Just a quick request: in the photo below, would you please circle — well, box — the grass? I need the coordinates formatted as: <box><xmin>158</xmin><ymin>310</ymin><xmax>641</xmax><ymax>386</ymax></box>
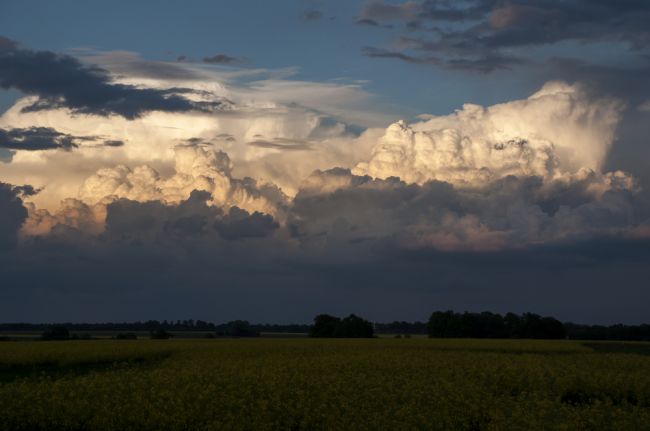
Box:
<box><xmin>0</xmin><ymin>338</ymin><xmax>649</xmax><ymax>430</ymax></box>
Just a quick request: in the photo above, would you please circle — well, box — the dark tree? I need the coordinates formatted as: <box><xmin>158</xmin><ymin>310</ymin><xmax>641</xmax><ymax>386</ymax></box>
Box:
<box><xmin>309</xmin><ymin>314</ymin><xmax>341</xmax><ymax>337</ymax></box>
<box><xmin>216</xmin><ymin>320</ymin><xmax>260</xmax><ymax>337</ymax></box>
<box><xmin>310</xmin><ymin>314</ymin><xmax>374</xmax><ymax>338</ymax></box>
<box><xmin>427</xmin><ymin>311</ymin><xmax>566</xmax><ymax>339</ymax></box>
<box><xmin>150</xmin><ymin>328</ymin><xmax>172</xmax><ymax>339</ymax></box>
<box><xmin>338</xmin><ymin>314</ymin><xmax>374</xmax><ymax>338</ymax></box>
<box><xmin>41</xmin><ymin>326</ymin><xmax>70</xmax><ymax>341</ymax></box>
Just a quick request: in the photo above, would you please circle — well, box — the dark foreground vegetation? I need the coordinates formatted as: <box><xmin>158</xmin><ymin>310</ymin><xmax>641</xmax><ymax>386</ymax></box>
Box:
<box><xmin>1</xmin><ymin>339</ymin><xmax>650</xmax><ymax>430</ymax></box>
<box><xmin>2</xmin><ymin>310</ymin><xmax>650</xmax><ymax>341</ymax></box>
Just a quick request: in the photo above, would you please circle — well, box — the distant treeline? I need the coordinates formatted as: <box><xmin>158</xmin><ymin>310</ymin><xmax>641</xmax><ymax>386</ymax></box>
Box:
<box><xmin>0</xmin><ymin>321</ymin><xmax>311</xmax><ymax>334</ymax></box>
<box><xmin>3</xmin><ymin>313</ymin><xmax>650</xmax><ymax>341</ymax></box>
<box><xmin>564</xmin><ymin>322</ymin><xmax>650</xmax><ymax>341</ymax></box>
<box><xmin>427</xmin><ymin>311</ymin><xmax>566</xmax><ymax>339</ymax></box>
<box><xmin>310</xmin><ymin>314</ymin><xmax>374</xmax><ymax>338</ymax></box>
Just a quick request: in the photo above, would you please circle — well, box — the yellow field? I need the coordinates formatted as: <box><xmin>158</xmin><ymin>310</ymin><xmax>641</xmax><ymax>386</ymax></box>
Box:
<box><xmin>1</xmin><ymin>339</ymin><xmax>649</xmax><ymax>430</ymax></box>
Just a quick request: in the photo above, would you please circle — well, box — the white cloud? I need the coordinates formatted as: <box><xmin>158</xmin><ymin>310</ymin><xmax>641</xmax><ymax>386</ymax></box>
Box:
<box><xmin>0</xmin><ymin>53</ymin><xmax>393</xmax><ymax>209</ymax></box>
<box><xmin>79</xmin><ymin>144</ymin><xmax>288</xmax><ymax>217</ymax></box>
<box><xmin>1</xmin><ymin>61</ymin><xmax>645</xmax><ymax>251</ymax></box>
<box><xmin>354</xmin><ymin>82</ymin><xmax>624</xmax><ymax>188</ymax></box>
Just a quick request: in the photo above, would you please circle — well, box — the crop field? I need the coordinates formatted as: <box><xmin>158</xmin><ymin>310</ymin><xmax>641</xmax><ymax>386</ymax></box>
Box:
<box><xmin>1</xmin><ymin>339</ymin><xmax>649</xmax><ymax>430</ymax></box>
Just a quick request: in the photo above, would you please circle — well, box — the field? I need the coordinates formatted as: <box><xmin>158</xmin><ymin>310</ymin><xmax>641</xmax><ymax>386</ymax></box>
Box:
<box><xmin>1</xmin><ymin>339</ymin><xmax>649</xmax><ymax>430</ymax></box>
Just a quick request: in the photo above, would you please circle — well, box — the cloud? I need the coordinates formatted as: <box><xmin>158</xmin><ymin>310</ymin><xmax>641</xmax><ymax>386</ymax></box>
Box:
<box><xmin>203</xmin><ymin>54</ymin><xmax>241</xmax><ymax>65</ymax></box>
<box><xmin>362</xmin><ymin>46</ymin><xmax>525</xmax><ymax>73</ymax></box>
<box><xmin>289</xmin><ymin>167</ymin><xmax>644</xmax><ymax>252</ymax></box>
<box><xmin>0</xmin><ymin>182</ymin><xmax>29</xmax><ymax>249</ymax></box>
<box><xmin>76</xmin><ymin>143</ymin><xmax>289</xmax><ymax>222</ymax></box>
<box><xmin>11</xmin><ymin>80</ymin><xmax>643</xmax><ymax>250</ymax></box>
<box><xmin>0</xmin><ymin>38</ymin><xmax>220</xmax><ymax>118</ymax></box>
<box><xmin>0</xmin><ymin>36</ymin><xmax>648</xmax><ymax>323</ymax></box>
<box><xmin>358</xmin><ymin>0</ymin><xmax>650</xmax><ymax>72</ymax></box>
<box><xmin>215</xmin><ymin>206</ymin><xmax>279</xmax><ymax>240</ymax></box>
<box><xmin>354</xmin><ymin>82</ymin><xmax>624</xmax><ymax>185</ymax></box>
<box><xmin>0</xmin><ymin>126</ymin><xmax>85</xmax><ymax>151</ymax></box>
<box><xmin>0</xmin><ymin>52</ymin><xmax>392</xmax><ymax>208</ymax></box>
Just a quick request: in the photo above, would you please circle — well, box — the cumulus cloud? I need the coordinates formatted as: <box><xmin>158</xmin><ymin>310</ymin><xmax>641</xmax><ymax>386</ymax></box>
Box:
<box><xmin>1</xmin><ymin>72</ymin><xmax>649</xmax><ymax>323</ymax></box>
<box><xmin>10</xmin><ymin>79</ymin><xmax>646</xmax><ymax>253</ymax></box>
<box><xmin>354</xmin><ymin>82</ymin><xmax>624</xmax><ymax>186</ymax></box>
<box><xmin>290</xmin><ymin>168</ymin><xmax>644</xmax><ymax>252</ymax></box>
<box><xmin>0</xmin><ymin>50</ymin><xmax>390</xmax><ymax>208</ymax></box>
<box><xmin>78</xmin><ymin>144</ymin><xmax>289</xmax><ymax>219</ymax></box>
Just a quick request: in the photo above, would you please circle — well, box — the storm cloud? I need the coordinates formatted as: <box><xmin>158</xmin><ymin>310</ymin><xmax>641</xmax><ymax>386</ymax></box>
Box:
<box><xmin>359</xmin><ymin>0</ymin><xmax>650</xmax><ymax>72</ymax></box>
<box><xmin>0</xmin><ymin>37</ymin><xmax>219</xmax><ymax>118</ymax></box>
<box><xmin>0</xmin><ymin>182</ymin><xmax>29</xmax><ymax>249</ymax></box>
<box><xmin>0</xmin><ymin>27</ymin><xmax>648</xmax><ymax>325</ymax></box>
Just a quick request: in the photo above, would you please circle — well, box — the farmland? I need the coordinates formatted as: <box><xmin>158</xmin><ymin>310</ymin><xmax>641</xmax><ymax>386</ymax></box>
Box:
<box><xmin>1</xmin><ymin>339</ymin><xmax>649</xmax><ymax>430</ymax></box>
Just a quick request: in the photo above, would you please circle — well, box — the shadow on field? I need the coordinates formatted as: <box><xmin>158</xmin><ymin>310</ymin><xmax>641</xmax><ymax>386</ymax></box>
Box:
<box><xmin>582</xmin><ymin>342</ymin><xmax>650</xmax><ymax>356</ymax></box>
<box><xmin>0</xmin><ymin>354</ymin><xmax>170</xmax><ymax>384</ymax></box>
<box><xmin>560</xmin><ymin>388</ymin><xmax>644</xmax><ymax>407</ymax></box>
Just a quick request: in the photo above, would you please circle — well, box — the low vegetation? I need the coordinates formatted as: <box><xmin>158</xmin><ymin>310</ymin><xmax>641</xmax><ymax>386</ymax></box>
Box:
<box><xmin>1</xmin><ymin>339</ymin><xmax>649</xmax><ymax>430</ymax></box>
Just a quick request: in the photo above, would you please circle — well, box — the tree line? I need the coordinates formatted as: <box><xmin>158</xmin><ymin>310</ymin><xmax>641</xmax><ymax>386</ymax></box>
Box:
<box><xmin>3</xmin><ymin>312</ymin><xmax>650</xmax><ymax>341</ymax></box>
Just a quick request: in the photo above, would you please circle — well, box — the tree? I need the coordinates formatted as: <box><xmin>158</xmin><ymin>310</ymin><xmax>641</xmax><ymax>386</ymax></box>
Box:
<box><xmin>428</xmin><ymin>310</ymin><xmax>567</xmax><ymax>339</ymax></box>
<box><xmin>41</xmin><ymin>326</ymin><xmax>69</xmax><ymax>341</ymax></box>
<box><xmin>310</xmin><ymin>314</ymin><xmax>341</xmax><ymax>337</ymax></box>
<box><xmin>309</xmin><ymin>314</ymin><xmax>374</xmax><ymax>338</ymax></box>
<box><xmin>150</xmin><ymin>328</ymin><xmax>172</xmax><ymax>339</ymax></box>
<box><xmin>216</xmin><ymin>320</ymin><xmax>259</xmax><ymax>337</ymax></box>
<box><xmin>338</xmin><ymin>314</ymin><xmax>374</xmax><ymax>338</ymax></box>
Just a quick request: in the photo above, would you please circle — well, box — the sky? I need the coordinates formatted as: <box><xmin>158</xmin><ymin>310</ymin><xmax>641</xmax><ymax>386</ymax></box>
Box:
<box><xmin>1</xmin><ymin>0</ymin><xmax>649</xmax><ymax>324</ymax></box>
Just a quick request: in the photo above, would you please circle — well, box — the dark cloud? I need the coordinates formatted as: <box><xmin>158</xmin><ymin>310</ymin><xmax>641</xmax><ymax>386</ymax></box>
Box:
<box><xmin>0</xmin><ymin>127</ymin><xmax>87</xmax><ymax>151</ymax></box>
<box><xmin>0</xmin><ymin>37</ymin><xmax>219</xmax><ymax>119</ymax></box>
<box><xmin>0</xmin><ymin>126</ymin><xmax>125</xmax><ymax>153</ymax></box>
<box><xmin>202</xmin><ymin>54</ymin><xmax>240</xmax><ymax>65</ymax></box>
<box><xmin>1</xmin><ymin>171</ymin><xmax>649</xmax><ymax>322</ymax></box>
<box><xmin>358</xmin><ymin>0</ymin><xmax>650</xmax><ymax>72</ymax></box>
<box><xmin>362</xmin><ymin>46</ymin><xmax>524</xmax><ymax>73</ymax></box>
<box><xmin>215</xmin><ymin>207</ymin><xmax>279</xmax><ymax>240</ymax></box>
<box><xmin>301</xmin><ymin>10</ymin><xmax>323</xmax><ymax>21</ymax></box>
<box><xmin>105</xmin><ymin>191</ymin><xmax>279</xmax><ymax>242</ymax></box>
<box><xmin>105</xmin><ymin>190</ymin><xmax>217</xmax><ymax>239</ymax></box>
<box><xmin>0</xmin><ymin>182</ymin><xmax>29</xmax><ymax>250</ymax></box>
<box><xmin>544</xmin><ymin>58</ymin><xmax>650</xmax><ymax>104</ymax></box>
<box><xmin>289</xmin><ymin>169</ymin><xmax>646</xmax><ymax>251</ymax></box>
